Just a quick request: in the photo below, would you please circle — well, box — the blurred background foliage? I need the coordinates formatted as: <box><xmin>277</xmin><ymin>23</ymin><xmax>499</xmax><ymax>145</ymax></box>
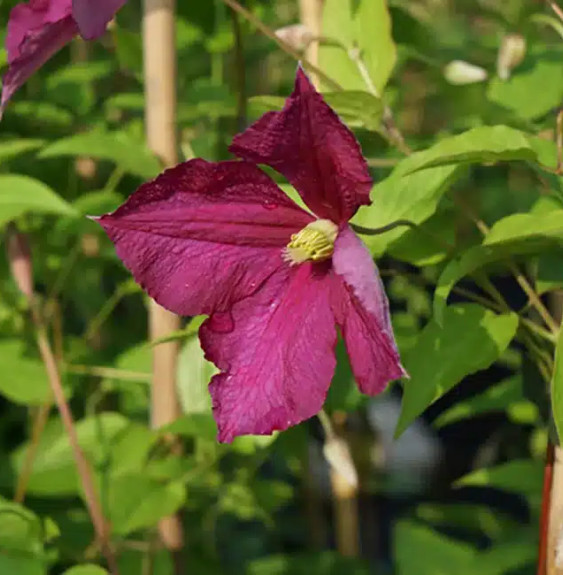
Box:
<box><xmin>0</xmin><ymin>0</ymin><xmax>562</xmax><ymax>573</ymax></box>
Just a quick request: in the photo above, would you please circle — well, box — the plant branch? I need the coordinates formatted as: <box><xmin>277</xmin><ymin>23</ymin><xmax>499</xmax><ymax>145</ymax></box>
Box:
<box><xmin>548</xmin><ymin>0</ymin><xmax>563</xmax><ymax>23</ymax></box>
<box><xmin>14</xmin><ymin>403</ymin><xmax>51</xmax><ymax>503</ymax></box>
<box><xmin>31</xmin><ymin>300</ymin><xmax>119</xmax><ymax>573</ymax></box>
<box><xmin>221</xmin><ymin>0</ymin><xmax>341</xmax><ymax>91</ymax></box>
<box><xmin>455</xmin><ymin>197</ymin><xmax>559</xmax><ymax>334</ymax></box>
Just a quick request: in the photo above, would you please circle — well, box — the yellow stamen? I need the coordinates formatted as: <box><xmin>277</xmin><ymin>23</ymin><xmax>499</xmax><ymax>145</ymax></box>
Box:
<box><xmin>283</xmin><ymin>219</ymin><xmax>338</xmax><ymax>266</ymax></box>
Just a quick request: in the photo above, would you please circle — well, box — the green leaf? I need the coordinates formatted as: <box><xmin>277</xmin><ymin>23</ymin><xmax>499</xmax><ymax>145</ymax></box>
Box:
<box><xmin>415</xmin><ymin>502</ymin><xmax>518</xmax><ymax>541</ymax></box>
<box><xmin>248</xmin><ymin>552</ymin><xmax>369</xmax><ymax>575</ymax></box>
<box><xmin>537</xmin><ymin>251</ymin><xmax>563</xmax><ymax>294</ymax></box>
<box><xmin>158</xmin><ymin>413</ymin><xmax>217</xmax><ymax>441</ymax></box>
<box><xmin>354</xmin><ymin>0</ymin><xmax>397</xmax><ymax>94</ymax></box>
<box><xmin>38</xmin><ymin>131</ymin><xmax>161</xmax><ymax>179</ymax></box>
<box><xmin>454</xmin><ymin>459</ymin><xmax>543</xmax><ymax>497</ymax></box>
<box><xmin>0</xmin><ymin>139</ymin><xmax>44</xmax><ymax>164</ymax></box>
<box><xmin>12</xmin><ymin>413</ymin><xmax>131</xmax><ymax>496</ymax></box>
<box><xmin>176</xmin><ymin>334</ymin><xmax>215</xmax><ymax>415</ymax></box>
<box><xmin>530</xmin><ymin>13</ymin><xmax>563</xmax><ymax>40</ymax></box>
<box><xmin>0</xmin><ymin>175</ymin><xmax>76</xmax><ymax>227</ymax></box>
<box><xmin>0</xmin><ymin>500</ymin><xmax>47</xmax><ymax>575</ymax></box>
<box><xmin>319</xmin><ymin>0</ymin><xmax>396</xmax><ymax>94</ymax></box>
<box><xmin>72</xmin><ymin>190</ymin><xmax>123</xmax><ymax>216</ymax></box>
<box><xmin>62</xmin><ymin>566</ymin><xmax>109</xmax><ymax>575</ymax></box>
<box><xmin>387</xmin><ymin>210</ymin><xmax>455</xmax><ymax>266</ymax></box>
<box><xmin>107</xmin><ymin>474</ymin><xmax>185</xmax><ymax>536</ymax></box>
<box><xmin>249</xmin><ymin>91</ymin><xmax>383</xmax><ymax>132</ymax></box>
<box><xmin>352</xmin><ymin>165</ymin><xmax>460</xmax><ymax>256</ymax></box>
<box><xmin>551</xmin><ymin>314</ymin><xmax>563</xmax><ymax>443</ymax></box>
<box><xmin>400</xmin><ymin>125</ymin><xmax>537</xmax><ymax>175</ymax></box>
<box><xmin>434</xmin><ymin>210</ymin><xmax>563</xmax><ymax>322</ymax></box>
<box><xmin>0</xmin><ymin>339</ymin><xmax>73</xmax><ymax>405</ymax></box>
<box><xmin>487</xmin><ymin>49</ymin><xmax>563</xmax><ymax>120</ymax></box>
<box><xmin>319</xmin><ymin>0</ymin><xmax>363</xmax><ymax>90</ymax></box>
<box><xmin>434</xmin><ymin>376</ymin><xmax>526</xmax><ymax>427</ymax></box>
<box><xmin>396</xmin><ymin>305</ymin><xmax>518</xmax><ymax>436</ymax></box>
<box><xmin>395</xmin><ymin>521</ymin><xmax>475</xmax><ymax>575</ymax></box>
<box><xmin>354</xmin><ymin>125</ymin><xmax>541</xmax><ymax>256</ymax></box>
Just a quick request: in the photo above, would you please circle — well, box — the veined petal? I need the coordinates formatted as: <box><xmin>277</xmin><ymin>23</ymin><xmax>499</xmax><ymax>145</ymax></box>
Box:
<box><xmin>229</xmin><ymin>67</ymin><xmax>372</xmax><ymax>224</ymax></box>
<box><xmin>2</xmin><ymin>1</ymin><xmax>77</xmax><ymax>115</ymax></box>
<box><xmin>332</xmin><ymin>226</ymin><xmax>406</xmax><ymax>394</ymax></box>
<box><xmin>200</xmin><ymin>264</ymin><xmax>337</xmax><ymax>442</ymax></box>
<box><xmin>72</xmin><ymin>0</ymin><xmax>126</xmax><ymax>39</ymax></box>
<box><xmin>97</xmin><ymin>159</ymin><xmax>312</xmax><ymax>316</ymax></box>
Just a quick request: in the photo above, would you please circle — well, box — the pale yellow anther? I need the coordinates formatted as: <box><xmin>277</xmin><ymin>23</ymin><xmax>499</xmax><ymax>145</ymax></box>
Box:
<box><xmin>282</xmin><ymin>219</ymin><xmax>338</xmax><ymax>266</ymax></box>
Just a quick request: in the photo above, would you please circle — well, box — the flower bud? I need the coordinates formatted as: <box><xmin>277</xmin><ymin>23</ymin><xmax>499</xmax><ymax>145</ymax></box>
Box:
<box><xmin>275</xmin><ymin>24</ymin><xmax>314</xmax><ymax>52</ymax></box>
<box><xmin>443</xmin><ymin>60</ymin><xmax>488</xmax><ymax>85</ymax></box>
<box><xmin>323</xmin><ymin>435</ymin><xmax>358</xmax><ymax>489</ymax></box>
<box><xmin>6</xmin><ymin>224</ymin><xmax>33</xmax><ymax>300</ymax></box>
<box><xmin>497</xmin><ymin>34</ymin><xmax>526</xmax><ymax>81</ymax></box>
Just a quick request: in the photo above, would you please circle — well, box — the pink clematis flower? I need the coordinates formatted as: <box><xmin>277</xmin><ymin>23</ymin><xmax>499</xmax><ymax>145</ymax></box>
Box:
<box><xmin>1</xmin><ymin>0</ymin><xmax>126</xmax><ymax>116</ymax></box>
<box><xmin>96</xmin><ymin>68</ymin><xmax>406</xmax><ymax>442</ymax></box>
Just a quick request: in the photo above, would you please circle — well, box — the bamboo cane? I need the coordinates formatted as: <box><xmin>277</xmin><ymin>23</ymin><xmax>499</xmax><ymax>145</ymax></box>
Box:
<box><xmin>142</xmin><ymin>1</ymin><xmax>185</xmax><ymax>571</ymax></box>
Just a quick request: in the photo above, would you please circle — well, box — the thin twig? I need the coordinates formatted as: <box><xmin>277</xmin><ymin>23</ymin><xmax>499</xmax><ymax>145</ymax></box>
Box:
<box><xmin>455</xmin><ymin>196</ymin><xmax>559</xmax><ymax>334</ymax></box>
<box><xmin>64</xmin><ymin>364</ymin><xmax>152</xmax><ymax>382</ymax></box>
<box><xmin>548</xmin><ymin>0</ymin><xmax>563</xmax><ymax>23</ymax></box>
<box><xmin>556</xmin><ymin>109</ymin><xmax>562</xmax><ymax>174</ymax></box>
<box><xmin>31</xmin><ymin>301</ymin><xmax>119</xmax><ymax>574</ymax></box>
<box><xmin>14</xmin><ymin>403</ymin><xmax>51</xmax><ymax>503</ymax></box>
<box><xmin>348</xmin><ymin>48</ymin><xmax>412</xmax><ymax>155</ymax></box>
<box><xmin>221</xmin><ymin>0</ymin><xmax>341</xmax><ymax>91</ymax></box>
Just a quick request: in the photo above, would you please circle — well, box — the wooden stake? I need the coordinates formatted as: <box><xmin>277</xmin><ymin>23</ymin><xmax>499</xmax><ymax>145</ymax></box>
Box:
<box><xmin>298</xmin><ymin>0</ymin><xmax>323</xmax><ymax>84</ymax></box>
<box><xmin>548</xmin><ymin>447</ymin><xmax>563</xmax><ymax>574</ymax></box>
<box><xmin>142</xmin><ymin>1</ymin><xmax>185</xmax><ymax>570</ymax></box>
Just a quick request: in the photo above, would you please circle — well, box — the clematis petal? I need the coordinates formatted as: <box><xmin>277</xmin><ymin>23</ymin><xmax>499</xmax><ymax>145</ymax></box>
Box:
<box><xmin>229</xmin><ymin>67</ymin><xmax>372</xmax><ymax>223</ymax></box>
<box><xmin>2</xmin><ymin>0</ymin><xmax>77</xmax><ymax>115</ymax></box>
<box><xmin>332</xmin><ymin>226</ymin><xmax>406</xmax><ymax>394</ymax></box>
<box><xmin>97</xmin><ymin>159</ymin><xmax>313</xmax><ymax>316</ymax></box>
<box><xmin>200</xmin><ymin>263</ymin><xmax>337</xmax><ymax>443</ymax></box>
<box><xmin>72</xmin><ymin>0</ymin><xmax>126</xmax><ymax>39</ymax></box>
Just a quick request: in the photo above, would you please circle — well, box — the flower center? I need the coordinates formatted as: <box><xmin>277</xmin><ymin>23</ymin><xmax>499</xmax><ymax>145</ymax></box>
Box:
<box><xmin>283</xmin><ymin>219</ymin><xmax>338</xmax><ymax>266</ymax></box>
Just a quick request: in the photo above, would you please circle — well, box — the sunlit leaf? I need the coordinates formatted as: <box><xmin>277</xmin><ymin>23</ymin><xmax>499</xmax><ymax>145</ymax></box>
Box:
<box><xmin>487</xmin><ymin>49</ymin><xmax>563</xmax><ymax>120</ymax></box>
<box><xmin>176</xmin><ymin>333</ymin><xmax>215</xmax><ymax>415</ymax></box>
<box><xmin>62</xmin><ymin>566</ymin><xmax>109</xmax><ymax>575</ymax></box>
<box><xmin>0</xmin><ymin>175</ymin><xmax>76</xmax><ymax>227</ymax></box>
<box><xmin>401</xmin><ymin>125</ymin><xmax>536</xmax><ymax>175</ymax></box>
<box><xmin>38</xmin><ymin>131</ymin><xmax>161</xmax><ymax>179</ymax></box>
<box><xmin>0</xmin><ymin>139</ymin><xmax>44</xmax><ymax>164</ymax></box>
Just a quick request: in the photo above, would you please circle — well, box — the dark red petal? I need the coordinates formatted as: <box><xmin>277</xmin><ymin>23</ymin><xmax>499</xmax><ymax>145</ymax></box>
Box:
<box><xmin>200</xmin><ymin>264</ymin><xmax>337</xmax><ymax>443</ymax></box>
<box><xmin>72</xmin><ymin>0</ymin><xmax>126</xmax><ymax>39</ymax></box>
<box><xmin>229</xmin><ymin>67</ymin><xmax>372</xmax><ymax>223</ymax></box>
<box><xmin>2</xmin><ymin>1</ymin><xmax>77</xmax><ymax>115</ymax></box>
<box><xmin>331</xmin><ymin>226</ymin><xmax>406</xmax><ymax>394</ymax></box>
<box><xmin>97</xmin><ymin>159</ymin><xmax>312</xmax><ymax>316</ymax></box>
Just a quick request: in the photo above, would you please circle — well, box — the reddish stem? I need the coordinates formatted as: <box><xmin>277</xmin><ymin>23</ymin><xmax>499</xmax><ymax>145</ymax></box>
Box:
<box><xmin>538</xmin><ymin>442</ymin><xmax>555</xmax><ymax>575</ymax></box>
